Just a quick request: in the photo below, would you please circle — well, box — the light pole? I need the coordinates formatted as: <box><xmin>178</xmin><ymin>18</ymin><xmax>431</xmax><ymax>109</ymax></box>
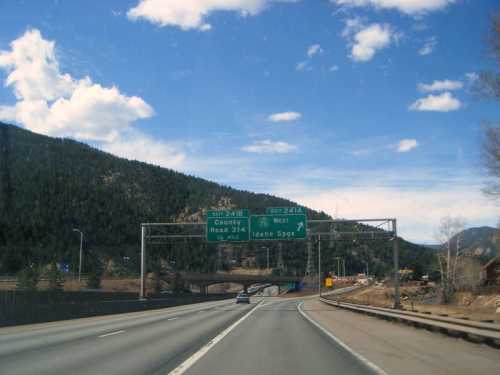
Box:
<box><xmin>72</xmin><ymin>228</ymin><xmax>83</xmax><ymax>283</ymax></box>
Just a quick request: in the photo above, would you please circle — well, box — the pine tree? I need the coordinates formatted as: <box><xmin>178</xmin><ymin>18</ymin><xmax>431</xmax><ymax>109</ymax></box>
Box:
<box><xmin>16</xmin><ymin>265</ymin><xmax>39</xmax><ymax>291</ymax></box>
<box><xmin>47</xmin><ymin>262</ymin><xmax>65</xmax><ymax>292</ymax></box>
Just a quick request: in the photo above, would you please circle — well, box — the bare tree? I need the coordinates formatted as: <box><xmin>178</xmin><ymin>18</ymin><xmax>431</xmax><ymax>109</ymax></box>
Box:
<box><xmin>434</xmin><ymin>216</ymin><xmax>465</xmax><ymax>302</ymax></box>
<box><xmin>475</xmin><ymin>13</ymin><xmax>499</xmax><ymax>100</ymax></box>
<box><xmin>478</xmin><ymin>14</ymin><xmax>500</xmax><ymax>198</ymax></box>
<box><xmin>482</xmin><ymin>125</ymin><xmax>500</xmax><ymax>197</ymax></box>
<box><xmin>453</xmin><ymin>257</ymin><xmax>482</xmax><ymax>292</ymax></box>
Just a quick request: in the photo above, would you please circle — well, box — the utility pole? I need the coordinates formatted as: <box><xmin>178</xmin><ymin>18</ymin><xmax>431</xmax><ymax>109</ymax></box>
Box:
<box><xmin>72</xmin><ymin>228</ymin><xmax>83</xmax><ymax>283</ymax></box>
<box><xmin>333</xmin><ymin>257</ymin><xmax>344</xmax><ymax>279</ymax></box>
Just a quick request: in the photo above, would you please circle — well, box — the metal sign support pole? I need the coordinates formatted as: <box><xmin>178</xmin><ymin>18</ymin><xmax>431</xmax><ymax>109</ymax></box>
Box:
<box><xmin>318</xmin><ymin>234</ymin><xmax>321</xmax><ymax>297</ymax></box>
<box><xmin>393</xmin><ymin>219</ymin><xmax>401</xmax><ymax>309</ymax></box>
<box><xmin>140</xmin><ymin>225</ymin><xmax>146</xmax><ymax>300</ymax></box>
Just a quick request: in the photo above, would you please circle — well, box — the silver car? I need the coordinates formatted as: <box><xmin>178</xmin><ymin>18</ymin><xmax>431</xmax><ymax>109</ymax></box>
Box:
<box><xmin>236</xmin><ymin>292</ymin><xmax>250</xmax><ymax>304</ymax></box>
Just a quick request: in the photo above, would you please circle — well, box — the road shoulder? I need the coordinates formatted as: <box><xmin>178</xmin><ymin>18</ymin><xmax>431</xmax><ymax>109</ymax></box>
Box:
<box><xmin>302</xmin><ymin>299</ymin><xmax>500</xmax><ymax>375</ymax></box>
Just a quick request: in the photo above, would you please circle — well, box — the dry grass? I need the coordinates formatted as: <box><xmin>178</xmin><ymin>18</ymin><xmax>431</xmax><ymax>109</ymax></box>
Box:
<box><xmin>340</xmin><ymin>285</ymin><xmax>500</xmax><ymax>323</ymax></box>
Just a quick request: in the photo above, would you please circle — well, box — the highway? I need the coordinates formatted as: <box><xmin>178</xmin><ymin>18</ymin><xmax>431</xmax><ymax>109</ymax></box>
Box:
<box><xmin>0</xmin><ymin>297</ymin><xmax>372</xmax><ymax>375</ymax></box>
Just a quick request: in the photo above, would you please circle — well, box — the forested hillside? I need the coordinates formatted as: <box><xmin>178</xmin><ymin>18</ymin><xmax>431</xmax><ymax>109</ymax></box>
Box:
<box><xmin>0</xmin><ymin>123</ymin><xmax>435</xmax><ymax>278</ymax></box>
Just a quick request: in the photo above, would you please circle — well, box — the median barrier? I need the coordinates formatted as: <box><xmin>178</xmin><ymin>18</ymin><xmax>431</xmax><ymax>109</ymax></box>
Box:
<box><xmin>0</xmin><ymin>293</ymin><xmax>236</xmax><ymax>327</ymax></box>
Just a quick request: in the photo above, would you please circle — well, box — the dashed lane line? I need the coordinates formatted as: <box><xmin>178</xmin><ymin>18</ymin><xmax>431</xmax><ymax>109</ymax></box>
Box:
<box><xmin>168</xmin><ymin>301</ymin><xmax>263</xmax><ymax>375</ymax></box>
<box><xmin>98</xmin><ymin>330</ymin><xmax>126</xmax><ymax>338</ymax></box>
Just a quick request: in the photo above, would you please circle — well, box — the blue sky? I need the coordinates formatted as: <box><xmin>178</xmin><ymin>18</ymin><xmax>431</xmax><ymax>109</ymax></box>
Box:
<box><xmin>0</xmin><ymin>0</ymin><xmax>498</xmax><ymax>242</ymax></box>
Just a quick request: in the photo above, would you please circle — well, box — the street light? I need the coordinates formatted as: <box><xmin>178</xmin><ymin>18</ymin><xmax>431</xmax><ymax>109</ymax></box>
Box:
<box><xmin>72</xmin><ymin>228</ymin><xmax>83</xmax><ymax>282</ymax></box>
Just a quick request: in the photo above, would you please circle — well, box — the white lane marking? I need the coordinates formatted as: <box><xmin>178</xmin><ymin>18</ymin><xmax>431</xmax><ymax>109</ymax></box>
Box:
<box><xmin>98</xmin><ymin>330</ymin><xmax>125</xmax><ymax>338</ymax></box>
<box><xmin>167</xmin><ymin>317</ymin><xmax>179</xmax><ymax>321</ymax></box>
<box><xmin>198</xmin><ymin>310</ymin><xmax>206</xmax><ymax>313</ymax></box>
<box><xmin>297</xmin><ymin>301</ymin><xmax>388</xmax><ymax>375</ymax></box>
<box><xmin>169</xmin><ymin>301</ymin><xmax>263</xmax><ymax>375</ymax></box>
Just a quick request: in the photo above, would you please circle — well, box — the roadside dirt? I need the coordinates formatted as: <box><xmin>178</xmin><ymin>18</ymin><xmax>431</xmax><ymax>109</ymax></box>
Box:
<box><xmin>336</xmin><ymin>285</ymin><xmax>500</xmax><ymax>323</ymax></box>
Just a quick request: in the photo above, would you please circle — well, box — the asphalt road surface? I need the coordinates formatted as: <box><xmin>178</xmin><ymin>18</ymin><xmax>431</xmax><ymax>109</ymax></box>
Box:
<box><xmin>0</xmin><ymin>297</ymin><xmax>372</xmax><ymax>375</ymax></box>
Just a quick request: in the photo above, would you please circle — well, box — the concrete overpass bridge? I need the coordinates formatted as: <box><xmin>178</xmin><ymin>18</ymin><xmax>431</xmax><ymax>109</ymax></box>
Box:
<box><xmin>160</xmin><ymin>272</ymin><xmax>302</xmax><ymax>294</ymax></box>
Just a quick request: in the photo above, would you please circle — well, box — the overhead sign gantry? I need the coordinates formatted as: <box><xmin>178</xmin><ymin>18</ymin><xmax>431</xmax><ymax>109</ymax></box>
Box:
<box><xmin>139</xmin><ymin>208</ymin><xmax>401</xmax><ymax>309</ymax></box>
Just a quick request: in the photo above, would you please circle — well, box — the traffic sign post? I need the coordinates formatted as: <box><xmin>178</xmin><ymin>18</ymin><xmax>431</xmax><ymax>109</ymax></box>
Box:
<box><xmin>206</xmin><ymin>210</ymin><xmax>249</xmax><ymax>242</ymax></box>
<box><xmin>250</xmin><ymin>214</ymin><xmax>307</xmax><ymax>240</ymax></box>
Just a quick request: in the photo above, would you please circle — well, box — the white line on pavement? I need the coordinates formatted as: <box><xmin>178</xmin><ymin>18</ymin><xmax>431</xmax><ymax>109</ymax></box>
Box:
<box><xmin>98</xmin><ymin>330</ymin><xmax>126</xmax><ymax>338</ymax></box>
<box><xmin>167</xmin><ymin>317</ymin><xmax>179</xmax><ymax>321</ymax></box>
<box><xmin>297</xmin><ymin>301</ymin><xmax>388</xmax><ymax>375</ymax></box>
<box><xmin>168</xmin><ymin>301</ymin><xmax>263</xmax><ymax>375</ymax></box>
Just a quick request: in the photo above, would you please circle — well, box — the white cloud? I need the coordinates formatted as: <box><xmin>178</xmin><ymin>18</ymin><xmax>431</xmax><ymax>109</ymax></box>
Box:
<box><xmin>465</xmin><ymin>72</ymin><xmax>479</xmax><ymax>83</ymax></box>
<box><xmin>330</xmin><ymin>65</ymin><xmax>339</xmax><ymax>72</ymax></box>
<box><xmin>409</xmin><ymin>92</ymin><xmax>462</xmax><ymax>112</ymax></box>
<box><xmin>349</xmin><ymin>23</ymin><xmax>393</xmax><ymax>62</ymax></box>
<box><xmin>268</xmin><ymin>111</ymin><xmax>302</xmax><ymax>122</ymax></box>
<box><xmin>242</xmin><ymin>139</ymin><xmax>297</xmax><ymax>153</ymax></box>
<box><xmin>295</xmin><ymin>61</ymin><xmax>309</xmax><ymax>71</ymax></box>
<box><xmin>418</xmin><ymin>36</ymin><xmax>437</xmax><ymax>55</ymax></box>
<box><xmin>333</xmin><ymin>0</ymin><xmax>456</xmax><ymax>15</ymax></box>
<box><xmin>0</xmin><ymin>29</ymin><xmax>75</xmax><ymax>102</ymax></box>
<box><xmin>397</xmin><ymin>139</ymin><xmax>418</xmax><ymax>152</ymax></box>
<box><xmin>0</xmin><ymin>29</ymin><xmax>154</xmax><ymax>142</ymax></box>
<box><xmin>290</xmin><ymin>185</ymin><xmax>497</xmax><ymax>243</ymax></box>
<box><xmin>417</xmin><ymin>79</ymin><xmax>463</xmax><ymax>92</ymax></box>
<box><xmin>341</xmin><ymin>17</ymin><xmax>363</xmax><ymax>38</ymax></box>
<box><xmin>307</xmin><ymin>44</ymin><xmax>323</xmax><ymax>57</ymax></box>
<box><xmin>127</xmin><ymin>0</ymin><xmax>269</xmax><ymax>31</ymax></box>
<box><xmin>101</xmin><ymin>132</ymin><xmax>186</xmax><ymax>169</ymax></box>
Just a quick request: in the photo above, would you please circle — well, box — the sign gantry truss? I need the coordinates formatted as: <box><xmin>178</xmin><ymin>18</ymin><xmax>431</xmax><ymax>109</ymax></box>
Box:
<box><xmin>142</xmin><ymin>218</ymin><xmax>395</xmax><ymax>243</ymax></box>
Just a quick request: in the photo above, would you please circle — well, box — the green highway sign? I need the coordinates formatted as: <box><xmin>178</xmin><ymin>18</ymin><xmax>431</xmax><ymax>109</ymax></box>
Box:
<box><xmin>266</xmin><ymin>207</ymin><xmax>306</xmax><ymax>215</ymax></box>
<box><xmin>250</xmin><ymin>214</ymin><xmax>307</xmax><ymax>240</ymax></box>
<box><xmin>206</xmin><ymin>210</ymin><xmax>249</xmax><ymax>242</ymax></box>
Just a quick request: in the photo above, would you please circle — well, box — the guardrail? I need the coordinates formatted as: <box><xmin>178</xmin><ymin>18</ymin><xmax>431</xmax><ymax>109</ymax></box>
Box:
<box><xmin>319</xmin><ymin>297</ymin><xmax>500</xmax><ymax>346</ymax></box>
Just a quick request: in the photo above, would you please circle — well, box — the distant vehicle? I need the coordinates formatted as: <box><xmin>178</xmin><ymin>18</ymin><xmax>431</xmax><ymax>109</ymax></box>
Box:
<box><xmin>236</xmin><ymin>292</ymin><xmax>250</xmax><ymax>304</ymax></box>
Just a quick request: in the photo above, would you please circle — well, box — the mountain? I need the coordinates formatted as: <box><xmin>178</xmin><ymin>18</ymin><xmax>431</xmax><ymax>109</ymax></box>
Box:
<box><xmin>419</xmin><ymin>244</ymin><xmax>442</xmax><ymax>251</ymax></box>
<box><xmin>451</xmin><ymin>226</ymin><xmax>498</xmax><ymax>262</ymax></box>
<box><xmin>0</xmin><ymin>123</ymin><xmax>436</xmax><ymax>278</ymax></box>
